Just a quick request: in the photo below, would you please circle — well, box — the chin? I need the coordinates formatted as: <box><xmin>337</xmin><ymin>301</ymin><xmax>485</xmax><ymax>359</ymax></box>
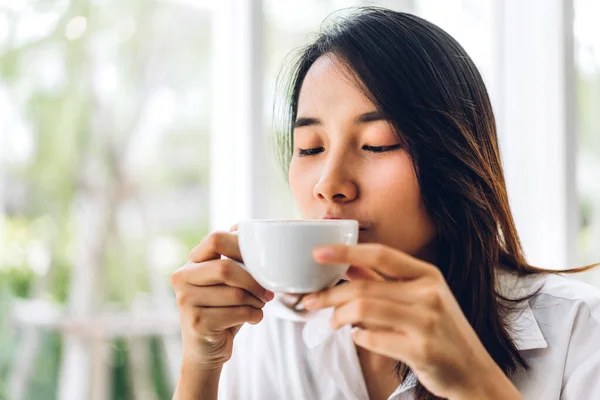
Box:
<box><xmin>358</xmin><ymin>230</ymin><xmax>374</xmax><ymax>244</ymax></box>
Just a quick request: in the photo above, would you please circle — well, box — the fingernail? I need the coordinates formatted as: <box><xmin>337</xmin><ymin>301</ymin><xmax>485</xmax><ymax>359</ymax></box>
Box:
<box><xmin>313</xmin><ymin>247</ymin><xmax>334</xmax><ymax>261</ymax></box>
<box><xmin>303</xmin><ymin>294</ymin><xmax>317</xmax><ymax>309</ymax></box>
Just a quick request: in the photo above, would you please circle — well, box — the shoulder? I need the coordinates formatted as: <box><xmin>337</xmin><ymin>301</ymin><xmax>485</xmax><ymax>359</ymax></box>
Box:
<box><xmin>535</xmin><ymin>272</ymin><xmax>600</xmax><ymax>322</ymax></box>
<box><xmin>498</xmin><ymin>267</ymin><xmax>600</xmax><ymax>321</ymax></box>
<box><xmin>508</xmin><ymin>272</ymin><xmax>600</xmax><ymax>397</ymax></box>
<box><xmin>497</xmin><ymin>267</ymin><xmax>600</xmax><ymax>347</ymax></box>
<box><xmin>525</xmin><ymin>272</ymin><xmax>600</xmax><ymax>352</ymax></box>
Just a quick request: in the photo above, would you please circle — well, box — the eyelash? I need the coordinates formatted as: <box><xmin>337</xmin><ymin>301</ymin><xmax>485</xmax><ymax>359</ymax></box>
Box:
<box><xmin>297</xmin><ymin>144</ymin><xmax>402</xmax><ymax>157</ymax></box>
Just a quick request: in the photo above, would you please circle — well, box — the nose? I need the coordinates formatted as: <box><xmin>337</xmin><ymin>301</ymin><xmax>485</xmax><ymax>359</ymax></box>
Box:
<box><xmin>313</xmin><ymin>157</ymin><xmax>358</xmax><ymax>203</ymax></box>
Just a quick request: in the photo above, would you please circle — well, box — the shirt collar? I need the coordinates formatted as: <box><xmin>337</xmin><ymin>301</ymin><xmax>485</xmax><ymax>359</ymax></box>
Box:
<box><xmin>263</xmin><ymin>293</ymin><xmax>336</xmax><ymax>348</ymax></box>
<box><xmin>266</xmin><ymin>270</ymin><xmax>547</xmax><ymax>351</ymax></box>
<box><xmin>495</xmin><ymin>267</ymin><xmax>548</xmax><ymax>350</ymax></box>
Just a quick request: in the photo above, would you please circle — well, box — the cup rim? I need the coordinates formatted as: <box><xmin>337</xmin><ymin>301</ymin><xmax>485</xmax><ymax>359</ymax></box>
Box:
<box><xmin>237</xmin><ymin>219</ymin><xmax>358</xmax><ymax>227</ymax></box>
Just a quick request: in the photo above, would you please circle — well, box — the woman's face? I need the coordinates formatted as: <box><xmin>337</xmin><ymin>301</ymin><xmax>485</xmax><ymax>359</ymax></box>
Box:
<box><xmin>288</xmin><ymin>54</ymin><xmax>436</xmax><ymax>260</ymax></box>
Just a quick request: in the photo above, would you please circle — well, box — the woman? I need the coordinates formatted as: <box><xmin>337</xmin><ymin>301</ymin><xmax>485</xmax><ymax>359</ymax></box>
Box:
<box><xmin>171</xmin><ymin>8</ymin><xmax>600</xmax><ymax>400</ymax></box>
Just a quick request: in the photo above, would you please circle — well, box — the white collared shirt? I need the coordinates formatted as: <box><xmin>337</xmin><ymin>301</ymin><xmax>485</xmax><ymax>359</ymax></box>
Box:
<box><xmin>218</xmin><ymin>269</ymin><xmax>600</xmax><ymax>399</ymax></box>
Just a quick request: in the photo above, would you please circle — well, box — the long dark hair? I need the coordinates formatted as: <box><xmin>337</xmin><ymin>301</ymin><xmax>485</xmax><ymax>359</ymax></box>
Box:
<box><xmin>273</xmin><ymin>6</ymin><xmax>597</xmax><ymax>400</ymax></box>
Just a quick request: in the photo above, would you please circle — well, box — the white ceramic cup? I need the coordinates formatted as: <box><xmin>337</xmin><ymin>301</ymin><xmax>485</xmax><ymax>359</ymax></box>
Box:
<box><xmin>235</xmin><ymin>219</ymin><xmax>359</xmax><ymax>293</ymax></box>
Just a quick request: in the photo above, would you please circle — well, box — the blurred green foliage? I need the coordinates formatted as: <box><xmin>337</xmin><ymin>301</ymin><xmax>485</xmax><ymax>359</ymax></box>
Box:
<box><xmin>0</xmin><ymin>0</ymin><xmax>211</xmax><ymax>398</ymax></box>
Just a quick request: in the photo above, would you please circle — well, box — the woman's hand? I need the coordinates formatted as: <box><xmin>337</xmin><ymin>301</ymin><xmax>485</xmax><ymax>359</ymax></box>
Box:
<box><xmin>302</xmin><ymin>244</ymin><xmax>521</xmax><ymax>400</ymax></box>
<box><xmin>171</xmin><ymin>230</ymin><xmax>274</xmax><ymax>371</ymax></box>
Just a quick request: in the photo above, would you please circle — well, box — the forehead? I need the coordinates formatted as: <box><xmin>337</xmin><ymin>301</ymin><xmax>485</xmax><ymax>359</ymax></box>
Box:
<box><xmin>297</xmin><ymin>54</ymin><xmax>376</xmax><ymax>114</ymax></box>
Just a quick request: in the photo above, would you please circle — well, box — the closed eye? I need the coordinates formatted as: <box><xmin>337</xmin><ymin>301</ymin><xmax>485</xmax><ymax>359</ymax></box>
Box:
<box><xmin>363</xmin><ymin>144</ymin><xmax>402</xmax><ymax>153</ymax></box>
<box><xmin>297</xmin><ymin>147</ymin><xmax>324</xmax><ymax>157</ymax></box>
<box><xmin>297</xmin><ymin>145</ymin><xmax>402</xmax><ymax>157</ymax></box>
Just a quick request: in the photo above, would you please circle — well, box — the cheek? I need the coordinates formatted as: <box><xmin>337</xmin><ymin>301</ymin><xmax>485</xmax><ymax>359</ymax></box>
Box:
<box><xmin>288</xmin><ymin>160</ymin><xmax>315</xmax><ymax>207</ymax></box>
<box><xmin>367</xmin><ymin>158</ymin><xmax>435</xmax><ymax>249</ymax></box>
<box><xmin>373</xmin><ymin>171</ymin><xmax>420</xmax><ymax>216</ymax></box>
<box><xmin>367</xmin><ymin>158</ymin><xmax>419</xmax><ymax>201</ymax></box>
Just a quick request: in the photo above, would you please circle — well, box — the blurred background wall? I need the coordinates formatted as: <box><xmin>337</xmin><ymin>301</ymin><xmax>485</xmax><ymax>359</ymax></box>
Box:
<box><xmin>0</xmin><ymin>0</ymin><xmax>598</xmax><ymax>399</ymax></box>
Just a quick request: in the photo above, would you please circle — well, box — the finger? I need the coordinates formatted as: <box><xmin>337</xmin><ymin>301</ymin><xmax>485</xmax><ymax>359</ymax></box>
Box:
<box><xmin>303</xmin><ymin>280</ymin><xmax>420</xmax><ymax>310</ymax></box>
<box><xmin>330</xmin><ymin>298</ymin><xmax>424</xmax><ymax>332</ymax></box>
<box><xmin>199</xmin><ymin>306</ymin><xmax>264</xmax><ymax>331</ymax></box>
<box><xmin>313</xmin><ymin>244</ymin><xmax>435</xmax><ymax>280</ymax></box>
<box><xmin>229</xmin><ymin>224</ymin><xmax>238</xmax><ymax>233</ymax></box>
<box><xmin>176</xmin><ymin>284</ymin><xmax>266</xmax><ymax>309</ymax></box>
<box><xmin>175</xmin><ymin>259</ymin><xmax>274</xmax><ymax>303</ymax></box>
<box><xmin>188</xmin><ymin>231</ymin><xmax>242</xmax><ymax>263</ymax></box>
<box><xmin>351</xmin><ymin>328</ymin><xmax>416</xmax><ymax>364</ymax></box>
<box><xmin>345</xmin><ymin>265</ymin><xmax>386</xmax><ymax>281</ymax></box>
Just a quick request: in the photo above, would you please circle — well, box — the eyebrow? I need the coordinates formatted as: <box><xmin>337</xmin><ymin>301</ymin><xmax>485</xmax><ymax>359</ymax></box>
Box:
<box><xmin>293</xmin><ymin>111</ymin><xmax>387</xmax><ymax>128</ymax></box>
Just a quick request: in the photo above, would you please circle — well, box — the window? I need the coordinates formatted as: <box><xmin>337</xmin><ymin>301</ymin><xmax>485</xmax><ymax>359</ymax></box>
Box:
<box><xmin>575</xmin><ymin>0</ymin><xmax>600</xmax><ymax>283</ymax></box>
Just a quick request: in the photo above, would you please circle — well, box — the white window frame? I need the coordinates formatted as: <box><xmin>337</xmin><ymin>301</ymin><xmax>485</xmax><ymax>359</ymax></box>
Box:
<box><xmin>209</xmin><ymin>0</ymin><xmax>268</xmax><ymax>230</ymax></box>
<box><xmin>492</xmin><ymin>0</ymin><xmax>578</xmax><ymax>270</ymax></box>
